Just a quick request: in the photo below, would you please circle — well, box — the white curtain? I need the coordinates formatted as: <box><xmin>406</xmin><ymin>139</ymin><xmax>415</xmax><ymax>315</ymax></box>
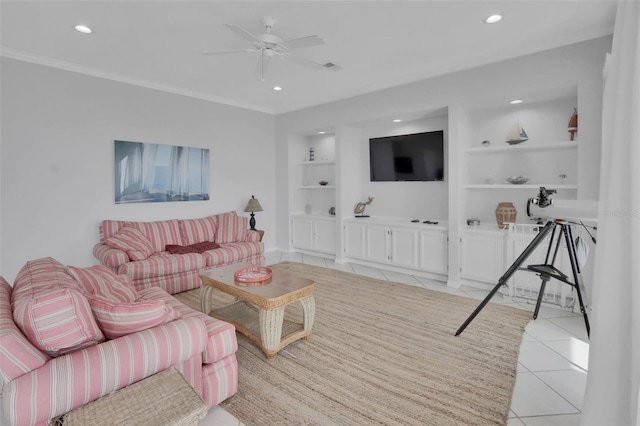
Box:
<box><xmin>581</xmin><ymin>1</ymin><xmax>640</xmax><ymax>425</ymax></box>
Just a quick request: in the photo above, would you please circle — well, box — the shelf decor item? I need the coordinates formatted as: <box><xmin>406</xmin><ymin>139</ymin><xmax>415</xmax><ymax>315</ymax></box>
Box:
<box><xmin>354</xmin><ymin>197</ymin><xmax>374</xmax><ymax>218</ymax></box>
<box><xmin>568</xmin><ymin>108</ymin><xmax>578</xmax><ymax>140</ymax></box>
<box><xmin>309</xmin><ymin>147</ymin><xmax>315</xmax><ymax>161</ymax></box>
<box><xmin>234</xmin><ymin>266</ymin><xmax>272</xmax><ymax>283</ymax></box>
<box><xmin>505</xmin><ymin>120</ymin><xmax>529</xmax><ymax>145</ymax></box>
<box><xmin>328</xmin><ymin>207</ymin><xmax>336</xmax><ymax>215</ymax></box>
<box><xmin>505</xmin><ymin>176</ymin><xmax>529</xmax><ymax>184</ymax></box>
<box><xmin>243</xmin><ymin>195</ymin><xmax>264</xmax><ymax>230</ymax></box>
<box><xmin>496</xmin><ymin>202</ymin><xmax>517</xmax><ymax>229</ymax></box>
<box><xmin>559</xmin><ymin>173</ymin><xmax>567</xmax><ymax>184</ymax></box>
<box><xmin>319</xmin><ymin>180</ymin><xmax>328</xmax><ymax>186</ymax></box>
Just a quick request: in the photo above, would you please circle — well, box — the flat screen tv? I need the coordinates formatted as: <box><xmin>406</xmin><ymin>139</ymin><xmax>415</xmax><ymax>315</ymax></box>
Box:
<box><xmin>369</xmin><ymin>130</ymin><xmax>444</xmax><ymax>182</ymax></box>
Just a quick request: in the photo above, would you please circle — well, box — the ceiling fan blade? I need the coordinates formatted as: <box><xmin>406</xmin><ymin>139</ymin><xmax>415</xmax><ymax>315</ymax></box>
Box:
<box><xmin>201</xmin><ymin>48</ymin><xmax>257</xmax><ymax>56</ymax></box>
<box><xmin>286</xmin><ymin>54</ymin><xmax>324</xmax><ymax>71</ymax></box>
<box><xmin>225</xmin><ymin>23</ymin><xmax>260</xmax><ymax>43</ymax></box>
<box><xmin>255</xmin><ymin>52</ymin><xmax>273</xmax><ymax>78</ymax></box>
<box><xmin>283</xmin><ymin>35</ymin><xmax>324</xmax><ymax>49</ymax></box>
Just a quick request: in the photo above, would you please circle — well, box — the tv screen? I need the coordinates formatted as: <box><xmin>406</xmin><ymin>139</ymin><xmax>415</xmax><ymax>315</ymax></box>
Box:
<box><xmin>369</xmin><ymin>130</ymin><xmax>444</xmax><ymax>182</ymax></box>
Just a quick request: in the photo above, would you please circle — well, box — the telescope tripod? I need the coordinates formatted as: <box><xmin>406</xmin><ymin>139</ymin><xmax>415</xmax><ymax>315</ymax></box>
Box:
<box><xmin>455</xmin><ymin>219</ymin><xmax>590</xmax><ymax>338</ymax></box>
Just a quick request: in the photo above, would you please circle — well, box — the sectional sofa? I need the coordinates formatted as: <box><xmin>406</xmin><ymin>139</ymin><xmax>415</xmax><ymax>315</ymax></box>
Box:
<box><xmin>0</xmin><ymin>257</ymin><xmax>239</xmax><ymax>426</ymax></box>
<box><xmin>92</xmin><ymin>211</ymin><xmax>264</xmax><ymax>294</ymax></box>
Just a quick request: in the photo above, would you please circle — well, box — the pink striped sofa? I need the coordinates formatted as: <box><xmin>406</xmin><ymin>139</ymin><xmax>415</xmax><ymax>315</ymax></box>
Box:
<box><xmin>0</xmin><ymin>257</ymin><xmax>238</xmax><ymax>426</ymax></box>
<box><xmin>93</xmin><ymin>211</ymin><xmax>264</xmax><ymax>294</ymax></box>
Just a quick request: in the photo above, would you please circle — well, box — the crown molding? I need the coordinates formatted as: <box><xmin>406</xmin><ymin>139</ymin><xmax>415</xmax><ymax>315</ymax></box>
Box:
<box><xmin>0</xmin><ymin>47</ymin><xmax>276</xmax><ymax>115</ymax></box>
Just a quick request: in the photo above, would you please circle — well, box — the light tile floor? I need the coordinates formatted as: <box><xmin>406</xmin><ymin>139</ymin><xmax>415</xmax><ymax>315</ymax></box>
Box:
<box><xmin>0</xmin><ymin>251</ymin><xmax>587</xmax><ymax>426</ymax></box>
<box><xmin>200</xmin><ymin>251</ymin><xmax>589</xmax><ymax>426</ymax></box>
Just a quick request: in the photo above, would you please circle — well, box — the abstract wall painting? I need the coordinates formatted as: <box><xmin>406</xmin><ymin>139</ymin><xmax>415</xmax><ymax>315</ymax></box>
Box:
<box><xmin>114</xmin><ymin>140</ymin><xmax>210</xmax><ymax>204</ymax></box>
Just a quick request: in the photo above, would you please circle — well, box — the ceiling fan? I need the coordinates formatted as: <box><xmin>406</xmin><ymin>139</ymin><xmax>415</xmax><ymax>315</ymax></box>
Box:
<box><xmin>202</xmin><ymin>16</ymin><xmax>327</xmax><ymax>80</ymax></box>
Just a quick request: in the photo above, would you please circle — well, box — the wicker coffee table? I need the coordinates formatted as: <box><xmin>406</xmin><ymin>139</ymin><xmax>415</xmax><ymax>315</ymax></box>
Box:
<box><xmin>200</xmin><ymin>263</ymin><xmax>315</xmax><ymax>360</ymax></box>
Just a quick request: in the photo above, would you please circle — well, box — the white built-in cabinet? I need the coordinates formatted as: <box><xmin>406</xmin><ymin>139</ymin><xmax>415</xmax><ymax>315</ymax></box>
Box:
<box><xmin>291</xmin><ymin>215</ymin><xmax>336</xmax><ymax>255</ymax></box>
<box><xmin>287</xmin><ymin>86</ymin><xmax>587</xmax><ymax>291</ymax></box>
<box><xmin>289</xmin><ymin>134</ymin><xmax>338</xmax><ymax>257</ymax></box>
<box><xmin>419</xmin><ymin>229</ymin><xmax>449</xmax><ymax>274</ymax></box>
<box><xmin>343</xmin><ymin>218</ymin><xmax>447</xmax><ymax>277</ymax></box>
<box><xmin>459</xmin><ymin>229</ymin><xmax>505</xmax><ymax>284</ymax></box>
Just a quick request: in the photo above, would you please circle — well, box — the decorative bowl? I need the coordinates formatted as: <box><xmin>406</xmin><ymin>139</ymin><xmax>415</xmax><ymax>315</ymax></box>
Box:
<box><xmin>505</xmin><ymin>176</ymin><xmax>529</xmax><ymax>185</ymax></box>
<box><xmin>234</xmin><ymin>266</ymin><xmax>272</xmax><ymax>283</ymax></box>
<box><xmin>319</xmin><ymin>180</ymin><xmax>329</xmax><ymax>186</ymax></box>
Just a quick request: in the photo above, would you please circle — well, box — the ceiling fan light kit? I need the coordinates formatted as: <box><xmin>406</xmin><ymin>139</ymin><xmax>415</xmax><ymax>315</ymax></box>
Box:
<box><xmin>203</xmin><ymin>16</ymin><xmax>330</xmax><ymax>80</ymax></box>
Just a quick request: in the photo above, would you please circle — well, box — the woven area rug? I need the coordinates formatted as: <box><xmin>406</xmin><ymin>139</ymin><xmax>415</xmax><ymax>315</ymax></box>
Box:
<box><xmin>175</xmin><ymin>262</ymin><xmax>531</xmax><ymax>425</ymax></box>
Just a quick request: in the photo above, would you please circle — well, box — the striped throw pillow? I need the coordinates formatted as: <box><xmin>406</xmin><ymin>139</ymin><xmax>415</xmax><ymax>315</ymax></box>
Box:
<box><xmin>215</xmin><ymin>212</ymin><xmax>248</xmax><ymax>244</ymax></box>
<box><xmin>179</xmin><ymin>216</ymin><xmax>218</xmax><ymax>245</ymax></box>
<box><xmin>68</xmin><ymin>265</ymin><xmax>138</xmax><ymax>303</ymax></box>
<box><xmin>105</xmin><ymin>225</ymin><xmax>155</xmax><ymax>261</ymax></box>
<box><xmin>0</xmin><ymin>277</ymin><xmax>50</xmax><ymax>381</ymax></box>
<box><xmin>12</xmin><ymin>288</ymin><xmax>104</xmax><ymax>356</ymax></box>
<box><xmin>88</xmin><ymin>296</ymin><xmax>183</xmax><ymax>339</ymax></box>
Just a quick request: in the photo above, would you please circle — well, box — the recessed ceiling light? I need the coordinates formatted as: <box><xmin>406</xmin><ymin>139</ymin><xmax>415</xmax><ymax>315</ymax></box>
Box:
<box><xmin>485</xmin><ymin>14</ymin><xmax>503</xmax><ymax>24</ymax></box>
<box><xmin>74</xmin><ymin>25</ymin><xmax>92</xmax><ymax>34</ymax></box>
<box><xmin>510</xmin><ymin>99</ymin><xmax>523</xmax><ymax>104</ymax></box>
<box><xmin>393</xmin><ymin>119</ymin><xmax>402</xmax><ymax>123</ymax></box>
<box><xmin>318</xmin><ymin>131</ymin><xmax>326</xmax><ymax>134</ymax></box>
<box><xmin>273</xmin><ymin>86</ymin><xmax>282</xmax><ymax>91</ymax></box>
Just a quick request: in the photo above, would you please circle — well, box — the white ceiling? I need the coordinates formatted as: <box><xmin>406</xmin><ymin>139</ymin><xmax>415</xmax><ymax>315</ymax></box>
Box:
<box><xmin>0</xmin><ymin>1</ymin><xmax>616</xmax><ymax>115</ymax></box>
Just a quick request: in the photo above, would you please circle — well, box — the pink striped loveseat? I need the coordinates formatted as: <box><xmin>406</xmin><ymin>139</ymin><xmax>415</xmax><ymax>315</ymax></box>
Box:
<box><xmin>93</xmin><ymin>211</ymin><xmax>264</xmax><ymax>295</ymax></box>
<box><xmin>0</xmin><ymin>257</ymin><xmax>238</xmax><ymax>426</ymax></box>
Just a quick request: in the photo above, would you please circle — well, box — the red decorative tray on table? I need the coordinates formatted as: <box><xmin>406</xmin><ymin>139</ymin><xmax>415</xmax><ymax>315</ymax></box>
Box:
<box><xmin>234</xmin><ymin>266</ymin><xmax>272</xmax><ymax>283</ymax></box>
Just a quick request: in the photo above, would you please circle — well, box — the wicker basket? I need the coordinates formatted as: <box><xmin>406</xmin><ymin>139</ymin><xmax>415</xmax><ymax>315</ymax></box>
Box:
<box><xmin>50</xmin><ymin>368</ymin><xmax>208</xmax><ymax>426</ymax></box>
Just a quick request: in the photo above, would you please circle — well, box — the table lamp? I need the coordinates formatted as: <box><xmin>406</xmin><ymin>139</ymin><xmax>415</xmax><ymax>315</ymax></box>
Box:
<box><xmin>244</xmin><ymin>195</ymin><xmax>263</xmax><ymax>230</ymax></box>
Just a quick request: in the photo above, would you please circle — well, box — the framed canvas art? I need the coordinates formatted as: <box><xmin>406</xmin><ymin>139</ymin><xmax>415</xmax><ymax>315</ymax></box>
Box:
<box><xmin>114</xmin><ymin>140</ymin><xmax>210</xmax><ymax>204</ymax></box>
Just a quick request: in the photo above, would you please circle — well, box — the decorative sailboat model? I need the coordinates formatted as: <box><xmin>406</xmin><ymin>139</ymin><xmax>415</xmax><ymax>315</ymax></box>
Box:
<box><xmin>505</xmin><ymin>120</ymin><xmax>529</xmax><ymax>145</ymax></box>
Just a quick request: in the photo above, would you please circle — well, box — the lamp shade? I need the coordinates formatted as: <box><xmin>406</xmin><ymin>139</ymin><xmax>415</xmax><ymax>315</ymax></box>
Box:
<box><xmin>244</xmin><ymin>196</ymin><xmax>263</xmax><ymax>213</ymax></box>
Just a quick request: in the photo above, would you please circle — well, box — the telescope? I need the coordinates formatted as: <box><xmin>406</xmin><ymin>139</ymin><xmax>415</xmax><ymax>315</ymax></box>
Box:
<box><xmin>527</xmin><ymin>187</ymin><xmax>598</xmax><ymax>225</ymax></box>
<box><xmin>457</xmin><ymin>186</ymin><xmax>596</xmax><ymax>338</ymax></box>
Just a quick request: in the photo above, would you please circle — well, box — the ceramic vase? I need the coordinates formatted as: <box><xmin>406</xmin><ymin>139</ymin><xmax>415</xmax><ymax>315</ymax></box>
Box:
<box><xmin>496</xmin><ymin>202</ymin><xmax>517</xmax><ymax>229</ymax></box>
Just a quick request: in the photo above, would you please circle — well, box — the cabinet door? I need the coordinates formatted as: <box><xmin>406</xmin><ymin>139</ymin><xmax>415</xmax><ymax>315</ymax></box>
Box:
<box><xmin>344</xmin><ymin>222</ymin><xmax>366</xmax><ymax>259</ymax></box>
<box><xmin>419</xmin><ymin>230</ymin><xmax>448</xmax><ymax>274</ymax></box>
<box><xmin>365</xmin><ymin>225</ymin><xmax>390</xmax><ymax>263</ymax></box>
<box><xmin>390</xmin><ymin>227</ymin><xmax>418</xmax><ymax>268</ymax></box>
<box><xmin>291</xmin><ymin>218</ymin><xmax>313</xmax><ymax>250</ymax></box>
<box><xmin>314</xmin><ymin>219</ymin><xmax>336</xmax><ymax>254</ymax></box>
<box><xmin>460</xmin><ymin>232</ymin><xmax>504</xmax><ymax>283</ymax></box>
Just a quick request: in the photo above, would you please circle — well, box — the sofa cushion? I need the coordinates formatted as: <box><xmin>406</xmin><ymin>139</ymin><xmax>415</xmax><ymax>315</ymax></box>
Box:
<box><xmin>0</xmin><ymin>277</ymin><xmax>50</xmax><ymax>382</ymax></box>
<box><xmin>99</xmin><ymin>220</ymin><xmax>130</xmax><ymax>242</ymax></box>
<box><xmin>11</xmin><ymin>257</ymin><xmax>79</xmax><ymax>302</ymax></box>
<box><xmin>179</xmin><ymin>216</ymin><xmax>218</xmax><ymax>246</ymax></box>
<box><xmin>215</xmin><ymin>212</ymin><xmax>247</xmax><ymax>244</ymax></box>
<box><xmin>132</xmin><ymin>220</ymin><xmax>183</xmax><ymax>253</ymax></box>
<box><xmin>203</xmin><ymin>242</ymin><xmax>263</xmax><ymax>268</ymax></box>
<box><xmin>68</xmin><ymin>265</ymin><xmax>138</xmax><ymax>303</ymax></box>
<box><xmin>117</xmin><ymin>252</ymin><xmax>207</xmax><ymax>281</ymax></box>
<box><xmin>87</xmin><ymin>296</ymin><xmax>183</xmax><ymax>339</ymax></box>
<box><xmin>105</xmin><ymin>226</ymin><xmax>155</xmax><ymax>261</ymax></box>
<box><xmin>93</xmin><ymin>243</ymin><xmax>129</xmax><ymax>270</ymax></box>
<box><xmin>139</xmin><ymin>287</ymin><xmax>238</xmax><ymax>364</ymax></box>
<box><xmin>166</xmin><ymin>241</ymin><xmax>221</xmax><ymax>254</ymax></box>
<box><xmin>13</xmin><ymin>287</ymin><xmax>104</xmax><ymax>357</ymax></box>
<box><xmin>11</xmin><ymin>258</ymin><xmax>105</xmax><ymax>357</ymax></box>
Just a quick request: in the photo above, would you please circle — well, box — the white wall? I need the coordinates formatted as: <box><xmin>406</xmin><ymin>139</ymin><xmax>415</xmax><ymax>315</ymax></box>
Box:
<box><xmin>275</xmin><ymin>36</ymin><xmax>611</xmax><ymax>250</ymax></box>
<box><xmin>0</xmin><ymin>58</ymin><xmax>276</xmax><ymax>282</ymax></box>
